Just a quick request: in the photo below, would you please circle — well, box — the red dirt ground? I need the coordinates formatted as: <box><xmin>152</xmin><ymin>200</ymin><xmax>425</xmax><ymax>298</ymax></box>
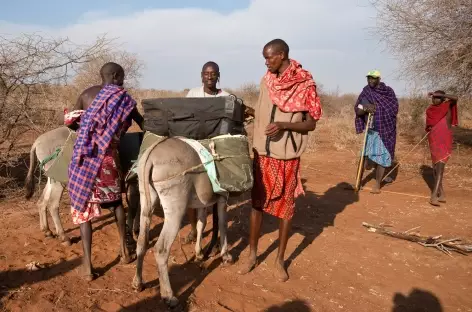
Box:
<box><xmin>1</xmin><ymin>131</ymin><xmax>471</xmax><ymax>311</ymax></box>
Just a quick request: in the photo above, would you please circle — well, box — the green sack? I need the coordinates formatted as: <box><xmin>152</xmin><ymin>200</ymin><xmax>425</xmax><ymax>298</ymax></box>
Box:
<box><xmin>199</xmin><ymin>135</ymin><xmax>253</xmax><ymax>193</ymax></box>
<box><xmin>44</xmin><ymin>131</ymin><xmax>143</xmax><ymax>185</ymax></box>
<box><xmin>44</xmin><ymin>131</ymin><xmax>77</xmax><ymax>184</ymax></box>
<box><xmin>131</xmin><ymin>132</ymin><xmax>253</xmax><ymax>193</ymax></box>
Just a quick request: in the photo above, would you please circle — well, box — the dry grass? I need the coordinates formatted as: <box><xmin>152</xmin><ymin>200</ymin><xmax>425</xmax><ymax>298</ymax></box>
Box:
<box><xmin>43</xmin><ymin>83</ymin><xmax>472</xmax><ymax>156</ymax></box>
<box><xmin>1</xmin><ymin>82</ymin><xmax>472</xmax><ymax>197</ymax></box>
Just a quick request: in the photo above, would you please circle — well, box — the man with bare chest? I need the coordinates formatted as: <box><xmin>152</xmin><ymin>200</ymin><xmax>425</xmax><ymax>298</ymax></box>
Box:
<box><xmin>67</xmin><ymin>62</ymin><xmax>143</xmax><ymax>281</ymax></box>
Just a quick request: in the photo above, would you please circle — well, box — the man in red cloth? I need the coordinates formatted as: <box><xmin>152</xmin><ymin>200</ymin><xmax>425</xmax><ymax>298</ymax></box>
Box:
<box><xmin>425</xmin><ymin>90</ymin><xmax>458</xmax><ymax>206</ymax></box>
<box><xmin>238</xmin><ymin>39</ymin><xmax>322</xmax><ymax>281</ymax></box>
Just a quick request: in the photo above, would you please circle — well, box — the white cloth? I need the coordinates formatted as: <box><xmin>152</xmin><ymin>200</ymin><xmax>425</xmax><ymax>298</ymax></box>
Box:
<box><xmin>186</xmin><ymin>86</ymin><xmax>230</xmax><ymax>98</ymax></box>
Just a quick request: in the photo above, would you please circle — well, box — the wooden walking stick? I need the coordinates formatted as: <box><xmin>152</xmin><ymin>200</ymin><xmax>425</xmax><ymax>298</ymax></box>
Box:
<box><xmin>354</xmin><ymin>113</ymin><xmax>373</xmax><ymax>192</ymax></box>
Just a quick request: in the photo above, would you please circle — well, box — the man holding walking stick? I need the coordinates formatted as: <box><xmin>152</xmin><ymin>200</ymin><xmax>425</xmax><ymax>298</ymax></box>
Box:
<box><xmin>354</xmin><ymin>70</ymin><xmax>399</xmax><ymax>193</ymax></box>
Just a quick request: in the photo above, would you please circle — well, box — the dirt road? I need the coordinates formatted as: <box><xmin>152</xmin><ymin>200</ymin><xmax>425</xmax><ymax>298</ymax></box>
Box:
<box><xmin>1</xmin><ymin>140</ymin><xmax>471</xmax><ymax>311</ymax></box>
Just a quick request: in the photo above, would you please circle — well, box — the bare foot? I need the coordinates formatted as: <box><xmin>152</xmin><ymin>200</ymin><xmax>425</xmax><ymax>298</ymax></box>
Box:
<box><xmin>182</xmin><ymin>230</ymin><xmax>197</xmax><ymax>245</ymax></box>
<box><xmin>274</xmin><ymin>260</ymin><xmax>289</xmax><ymax>282</ymax></box>
<box><xmin>237</xmin><ymin>254</ymin><xmax>257</xmax><ymax>275</ymax></box>
<box><xmin>438</xmin><ymin>194</ymin><xmax>446</xmax><ymax>203</ymax></box>
<box><xmin>430</xmin><ymin>197</ymin><xmax>440</xmax><ymax>207</ymax></box>
<box><xmin>370</xmin><ymin>185</ymin><xmax>381</xmax><ymax>194</ymax></box>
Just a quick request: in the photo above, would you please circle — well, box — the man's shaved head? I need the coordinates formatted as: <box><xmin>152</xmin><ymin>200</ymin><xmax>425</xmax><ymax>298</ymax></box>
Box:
<box><xmin>202</xmin><ymin>61</ymin><xmax>219</xmax><ymax>72</ymax></box>
<box><xmin>100</xmin><ymin>62</ymin><xmax>124</xmax><ymax>77</ymax></box>
<box><xmin>262</xmin><ymin>39</ymin><xmax>290</xmax><ymax>74</ymax></box>
<box><xmin>263</xmin><ymin>39</ymin><xmax>290</xmax><ymax>58</ymax></box>
<box><xmin>201</xmin><ymin>61</ymin><xmax>220</xmax><ymax>91</ymax></box>
<box><xmin>100</xmin><ymin>62</ymin><xmax>125</xmax><ymax>86</ymax></box>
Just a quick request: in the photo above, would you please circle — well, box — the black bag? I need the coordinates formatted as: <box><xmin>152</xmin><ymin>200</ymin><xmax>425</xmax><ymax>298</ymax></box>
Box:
<box><xmin>142</xmin><ymin>95</ymin><xmax>247</xmax><ymax>140</ymax></box>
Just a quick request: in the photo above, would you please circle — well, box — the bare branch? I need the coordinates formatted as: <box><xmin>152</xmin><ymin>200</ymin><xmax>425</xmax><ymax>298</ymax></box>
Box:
<box><xmin>371</xmin><ymin>0</ymin><xmax>472</xmax><ymax>95</ymax></box>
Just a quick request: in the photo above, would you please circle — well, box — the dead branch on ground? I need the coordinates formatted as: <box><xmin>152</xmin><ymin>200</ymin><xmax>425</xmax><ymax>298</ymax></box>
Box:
<box><xmin>362</xmin><ymin>222</ymin><xmax>472</xmax><ymax>256</ymax></box>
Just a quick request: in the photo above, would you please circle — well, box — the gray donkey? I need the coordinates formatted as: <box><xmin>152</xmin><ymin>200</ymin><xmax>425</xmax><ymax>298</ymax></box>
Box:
<box><xmin>132</xmin><ymin>137</ymin><xmax>235</xmax><ymax>308</ymax></box>
<box><xmin>24</xmin><ymin>126</ymin><xmax>142</xmax><ymax>245</ymax></box>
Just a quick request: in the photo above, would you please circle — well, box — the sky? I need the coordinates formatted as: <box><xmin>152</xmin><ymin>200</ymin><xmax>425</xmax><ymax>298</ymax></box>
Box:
<box><xmin>0</xmin><ymin>0</ymin><xmax>407</xmax><ymax>95</ymax></box>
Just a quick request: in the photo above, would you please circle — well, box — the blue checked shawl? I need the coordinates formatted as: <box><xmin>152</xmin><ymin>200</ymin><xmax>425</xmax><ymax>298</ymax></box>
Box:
<box><xmin>354</xmin><ymin>82</ymin><xmax>399</xmax><ymax>159</ymax></box>
<box><xmin>68</xmin><ymin>84</ymin><xmax>136</xmax><ymax>213</ymax></box>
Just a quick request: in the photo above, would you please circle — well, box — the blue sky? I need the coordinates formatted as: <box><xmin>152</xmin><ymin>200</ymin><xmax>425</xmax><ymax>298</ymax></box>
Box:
<box><xmin>0</xmin><ymin>0</ymin><xmax>409</xmax><ymax>95</ymax></box>
<box><xmin>0</xmin><ymin>0</ymin><xmax>250</xmax><ymax>26</ymax></box>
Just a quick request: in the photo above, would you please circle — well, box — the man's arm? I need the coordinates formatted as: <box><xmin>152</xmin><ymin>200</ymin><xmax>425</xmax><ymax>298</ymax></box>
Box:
<box><xmin>73</xmin><ymin>92</ymin><xmax>84</xmax><ymax>111</ymax></box>
<box><xmin>444</xmin><ymin>93</ymin><xmax>458</xmax><ymax>102</ymax></box>
<box><xmin>130</xmin><ymin>107</ymin><xmax>144</xmax><ymax>130</ymax></box>
<box><xmin>355</xmin><ymin>103</ymin><xmax>376</xmax><ymax>116</ymax></box>
<box><xmin>265</xmin><ymin>114</ymin><xmax>317</xmax><ymax>137</ymax></box>
<box><xmin>428</xmin><ymin>91</ymin><xmax>458</xmax><ymax>103</ymax></box>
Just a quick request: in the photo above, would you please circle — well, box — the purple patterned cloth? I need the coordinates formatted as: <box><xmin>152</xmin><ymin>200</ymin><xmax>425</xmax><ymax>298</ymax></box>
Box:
<box><xmin>354</xmin><ymin>82</ymin><xmax>398</xmax><ymax>159</ymax></box>
<box><xmin>68</xmin><ymin>84</ymin><xmax>136</xmax><ymax>213</ymax></box>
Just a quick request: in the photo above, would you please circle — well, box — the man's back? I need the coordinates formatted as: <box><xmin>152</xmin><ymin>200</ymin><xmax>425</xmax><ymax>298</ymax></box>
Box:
<box><xmin>75</xmin><ymin>85</ymin><xmax>102</xmax><ymax>110</ymax></box>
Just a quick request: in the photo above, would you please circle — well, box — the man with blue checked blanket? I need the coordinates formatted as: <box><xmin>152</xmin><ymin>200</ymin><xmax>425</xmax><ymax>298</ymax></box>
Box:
<box><xmin>354</xmin><ymin>70</ymin><xmax>398</xmax><ymax>194</ymax></box>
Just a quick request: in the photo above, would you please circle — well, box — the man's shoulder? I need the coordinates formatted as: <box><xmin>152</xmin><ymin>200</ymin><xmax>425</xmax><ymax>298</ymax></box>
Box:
<box><xmin>82</xmin><ymin>85</ymin><xmax>102</xmax><ymax>94</ymax></box>
<box><xmin>219</xmin><ymin>89</ymin><xmax>230</xmax><ymax>96</ymax></box>
<box><xmin>186</xmin><ymin>86</ymin><xmax>203</xmax><ymax>97</ymax></box>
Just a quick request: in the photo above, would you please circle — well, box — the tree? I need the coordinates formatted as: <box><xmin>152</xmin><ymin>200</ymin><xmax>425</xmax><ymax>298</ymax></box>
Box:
<box><xmin>72</xmin><ymin>50</ymin><xmax>143</xmax><ymax>92</ymax></box>
<box><xmin>0</xmin><ymin>34</ymin><xmax>112</xmax><ymax>155</ymax></box>
<box><xmin>372</xmin><ymin>0</ymin><xmax>472</xmax><ymax>95</ymax></box>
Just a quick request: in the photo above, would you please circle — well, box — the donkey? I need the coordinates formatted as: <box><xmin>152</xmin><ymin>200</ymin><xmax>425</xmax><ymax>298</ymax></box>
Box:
<box><xmin>24</xmin><ymin>126</ymin><xmax>142</xmax><ymax>245</ymax></box>
<box><xmin>132</xmin><ymin>137</ymin><xmax>237</xmax><ymax>307</ymax></box>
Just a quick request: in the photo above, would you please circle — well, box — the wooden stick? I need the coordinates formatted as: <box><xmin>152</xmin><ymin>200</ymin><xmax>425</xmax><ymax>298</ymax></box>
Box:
<box><xmin>355</xmin><ymin>113</ymin><xmax>373</xmax><ymax>192</ymax></box>
<box><xmin>382</xmin><ymin>132</ymin><xmax>429</xmax><ymax>182</ymax></box>
<box><xmin>88</xmin><ymin>288</ymin><xmax>134</xmax><ymax>295</ymax></box>
<box><xmin>361</xmin><ymin>186</ymin><xmax>430</xmax><ymax>199</ymax></box>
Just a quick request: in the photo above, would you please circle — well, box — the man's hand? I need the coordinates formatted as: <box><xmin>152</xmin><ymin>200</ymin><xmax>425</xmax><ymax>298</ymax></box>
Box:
<box><xmin>364</xmin><ymin>103</ymin><xmax>376</xmax><ymax>114</ymax></box>
<box><xmin>265</xmin><ymin>122</ymin><xmax>284</xmax><ymax>138</ymax></box>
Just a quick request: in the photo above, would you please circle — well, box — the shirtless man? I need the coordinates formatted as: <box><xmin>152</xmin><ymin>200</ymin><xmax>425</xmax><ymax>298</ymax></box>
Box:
<box><xmin>68</xmin><ymin>62</ymin><xmax>143</xmax><ymax>281</ymax></box>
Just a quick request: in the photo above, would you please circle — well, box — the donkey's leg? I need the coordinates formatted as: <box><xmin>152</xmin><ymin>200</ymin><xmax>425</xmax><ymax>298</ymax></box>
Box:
<box><xmin>195</xmin><ymin>207</ymin><xmax>207</xmax><ymax>260</ymax></box>
<box><xmin>37</xmin><ymin>179</ymin><xmax>53</xmax><ymax>238</ymax></box>
<box><xmin>127</xmin><ymin>180</ymin><xmax>141</xmax><ymax>238</ymax></box>
<box><xmin>47</xmin><ymin>180</ymin><xmax>70</xmax><ymax>246</ymax></box>
<box><xmin>132</xmin><ymin>183</ymin><xmax>158</xmax><ymax>292</ymax></box>
<box><xmin>217</xmin><ymin>197</ymin><xmax>233</xmax><ymax>264</ymax></box>
<box><xmin>154</xmin><ymin>188</ymin><xmax>188</xmax><ymax>308</ymax></box>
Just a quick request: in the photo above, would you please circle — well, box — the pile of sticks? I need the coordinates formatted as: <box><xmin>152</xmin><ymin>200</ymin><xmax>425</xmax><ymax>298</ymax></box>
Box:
<box><xmin>362</xmin><ymin>222</ymin><xmax>472</xmax><ymax>256</ymax></box>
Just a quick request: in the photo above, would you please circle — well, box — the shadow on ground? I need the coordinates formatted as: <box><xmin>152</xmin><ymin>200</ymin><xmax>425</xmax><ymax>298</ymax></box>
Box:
<box><xmin>391</xmin><ymin>288</ymin><xmax>443</xmax><ymax>312</ymax></box>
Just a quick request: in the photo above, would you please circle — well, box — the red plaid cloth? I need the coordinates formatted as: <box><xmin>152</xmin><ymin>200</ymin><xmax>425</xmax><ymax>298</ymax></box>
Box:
<box><xmin>252</xmin><ymin>151</ymin><xmax>304</xmax><ymax>220</ymax></box>
<box><xmin>70</xmin><ymin>142</ymin><xmax>124</xmax><ymax>224</ymax></box>
<box><xmin>264</xmin><ymin>59</ymin><xmax>322</xmax><ymax>120</ymax></box>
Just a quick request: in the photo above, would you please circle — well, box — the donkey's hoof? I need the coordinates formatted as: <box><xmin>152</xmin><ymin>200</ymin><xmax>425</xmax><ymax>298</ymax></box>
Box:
<box><xmin>222</xmin><ymin>254</ymin><xmax>234</xmax><ymax>266</ymax></box>
<box><xmin>195</xmin><ymin>252</ymin><xmax>204</xmax><ymax>261</ymax></box>
<box><xmin>132</xmin><ymin>280</ymin><xmax>144</xmax><ymax>292</ymax></box>
<box><xmin>60</xmin><ymin>237</ymin><xmax>72</xmax><ymax>247</ymax></box>
<box><xmin>164</xmin><ymin>296</ymin><xmax>179</xmax><ymax>308</ymax></box>
<box><xmin>44</xmin><ymin>230</ymin><xmax>53</xmax><ymax>238</ymax></box>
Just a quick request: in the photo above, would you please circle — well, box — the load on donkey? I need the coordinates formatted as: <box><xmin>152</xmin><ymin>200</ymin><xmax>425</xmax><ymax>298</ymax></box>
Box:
<box><xmin>24</xmin><ymin>93</ymin><xmax>254</xmax><ymax>308</ymax></box>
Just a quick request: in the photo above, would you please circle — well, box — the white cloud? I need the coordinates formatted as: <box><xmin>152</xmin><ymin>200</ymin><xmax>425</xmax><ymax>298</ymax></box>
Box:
<box><xmin>0</xmin><ymin>0</ymin><xmax>407</xmax><ymax>95</ymax></box>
